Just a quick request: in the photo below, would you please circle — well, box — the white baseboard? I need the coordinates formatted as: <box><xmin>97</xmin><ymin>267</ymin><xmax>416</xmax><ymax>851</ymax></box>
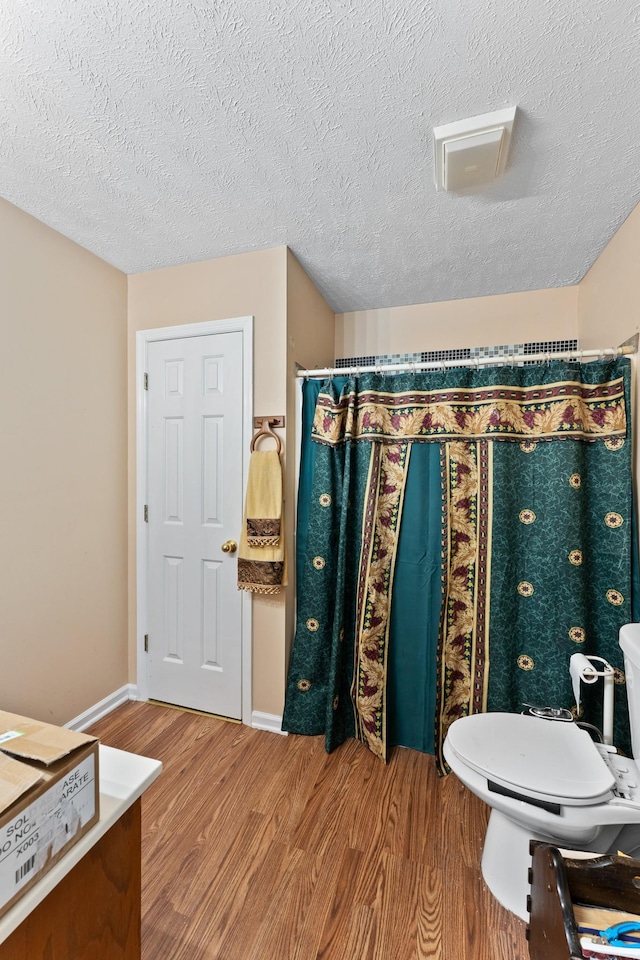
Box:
<box><xmin>251</xmin><ymin>711</ymin><xmax>287</xmax><ymax>736</ymax></box>
<box><xmin>65</xmin><ymin>684</ymin><xmax>138</xmax><ymax>732</ymax></box>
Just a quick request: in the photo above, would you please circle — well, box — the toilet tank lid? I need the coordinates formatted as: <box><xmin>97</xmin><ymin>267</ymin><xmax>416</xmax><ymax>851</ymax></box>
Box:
<box><xmin>446</xmin><ymin>713</ymin><xmax>615</xmax><ymax>805</ymax></box>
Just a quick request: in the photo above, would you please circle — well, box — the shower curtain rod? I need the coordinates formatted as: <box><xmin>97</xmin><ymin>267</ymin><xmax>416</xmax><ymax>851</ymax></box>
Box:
<box><xmin>296</xmin><ymin>345</ymin><xmax>635</xmax><ymax>380</ymax></box>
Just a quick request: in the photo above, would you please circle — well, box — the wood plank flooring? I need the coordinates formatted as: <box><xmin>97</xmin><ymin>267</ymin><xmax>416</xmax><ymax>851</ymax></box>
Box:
<box><xmin>89</xmin><ymin>702</ymin><xmax>529</xmax><ymax>960</ymax></box>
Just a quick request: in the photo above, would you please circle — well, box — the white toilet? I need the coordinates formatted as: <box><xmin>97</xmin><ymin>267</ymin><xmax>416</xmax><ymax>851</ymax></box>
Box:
<box><xmin>443</xmin><ymin>623</ymin><xmax>640</xmax><ymax>920</ymax></box>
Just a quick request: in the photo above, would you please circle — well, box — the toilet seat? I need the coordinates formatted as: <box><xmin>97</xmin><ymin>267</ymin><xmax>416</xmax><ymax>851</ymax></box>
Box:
<box><xmin>441</xmin><ymin>628</ymin><xmax>640</xmax><ymax>920</ymax></box>
<box><xmin>446</xmin><ymin>712</ymin><xmax>615</xmax><ymax>806</ymax></box>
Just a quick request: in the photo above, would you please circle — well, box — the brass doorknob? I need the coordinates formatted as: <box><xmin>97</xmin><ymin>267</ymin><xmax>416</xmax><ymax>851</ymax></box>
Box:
<box><xmin>221</xmin><ymin>540</ymin><xmax>238</xmax><ymax>554</ymax></box>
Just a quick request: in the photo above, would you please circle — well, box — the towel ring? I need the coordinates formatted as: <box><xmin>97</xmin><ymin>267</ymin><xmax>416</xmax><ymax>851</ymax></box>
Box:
<box><xmin>250</xmin><ymin>419</ymin><xmax>282</xmax><ymax>455</ymax></box>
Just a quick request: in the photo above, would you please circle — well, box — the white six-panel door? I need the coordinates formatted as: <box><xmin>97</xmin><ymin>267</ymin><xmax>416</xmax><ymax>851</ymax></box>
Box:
<box><xmin>146</xmin><ymin>331</ymin><xmax>244</xmax><ymax>717</ymax></box>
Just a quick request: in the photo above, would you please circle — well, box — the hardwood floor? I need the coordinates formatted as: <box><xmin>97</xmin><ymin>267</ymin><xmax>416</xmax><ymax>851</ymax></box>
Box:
<box><xmin>89</xmin><ymin>702</ymin><xmax>529</xmax><ymax>960</ymax></box>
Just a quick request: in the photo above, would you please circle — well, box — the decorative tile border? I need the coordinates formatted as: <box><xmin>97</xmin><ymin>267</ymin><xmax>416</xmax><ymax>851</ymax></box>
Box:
<box><xmin>422</xmin><ymin>347</ymin><xmax>471</xmax><ymax>363</ymax></box>
<box><xmin>523</xmin><ymin>339</ymin><xmax>578</xmax><ymax>354</ymax></box>
<box><xmin>335</xmin><ymin>340</ymin><xmax>579</xmax><ymax>371</ymax></box>
<box><xmin>335</xmin><ymin>355</ymin><xmax>377</xmax><ymax>368</ymax></box>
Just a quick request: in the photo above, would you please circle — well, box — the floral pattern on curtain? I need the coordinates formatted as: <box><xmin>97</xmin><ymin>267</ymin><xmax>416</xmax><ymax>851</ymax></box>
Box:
<box><xmin>438</xmin><ymin>440</ymin><xmax>492</xmax><ymax>762</ymax></box>
<box><xmin>282</xmin><ymin>360</ymin><xmax>634</xmax><ymax>770</ymax></box>
<box><xmin>353</xmin><ymin>441</ymin><xmax>411</xmax><ymax>757</ymax></box>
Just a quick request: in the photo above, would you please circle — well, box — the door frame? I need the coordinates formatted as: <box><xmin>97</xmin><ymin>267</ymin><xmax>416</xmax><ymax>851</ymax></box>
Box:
<box><xmin>135</xmin><ymin>316</ymin><xmax>254</xmax><ymax>725</ymax></box>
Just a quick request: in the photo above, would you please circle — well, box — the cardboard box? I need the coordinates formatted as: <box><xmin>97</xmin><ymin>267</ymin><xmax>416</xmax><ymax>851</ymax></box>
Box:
<box><xmin>0</xmin><ymin>711</ymin><xmax>99</xmax><ymax>918</ymax></box>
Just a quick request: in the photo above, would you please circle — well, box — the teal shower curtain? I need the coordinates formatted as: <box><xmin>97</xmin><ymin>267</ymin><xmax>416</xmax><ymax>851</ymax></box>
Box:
<box><xmin>284</xmin><ymin>360</ymin><xmax>637</xmax><ymax>769</ymax></box>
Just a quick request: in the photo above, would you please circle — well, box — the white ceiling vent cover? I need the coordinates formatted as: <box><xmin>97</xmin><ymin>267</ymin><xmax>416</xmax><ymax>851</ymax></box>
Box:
<box><xmin>433</xmin><ymin>107</ymin><xmax>517</xmax><ymax>192</ymax></box>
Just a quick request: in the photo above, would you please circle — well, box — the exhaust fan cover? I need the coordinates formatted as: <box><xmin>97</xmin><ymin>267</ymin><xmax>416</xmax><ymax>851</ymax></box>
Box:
<box><xmin>433</xmin><ymin>106</ymin><xmax>517</xmax><ymax>191</ymax></box>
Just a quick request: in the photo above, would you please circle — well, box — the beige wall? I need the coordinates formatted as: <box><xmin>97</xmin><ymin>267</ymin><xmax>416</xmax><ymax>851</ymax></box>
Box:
<box><xmin>578</xmin><ymin>202</ymin><xmax>640</xmax><ymax>352</ymax></box>
<box><xmin>285</xmin><ymin>250</ymin><xmax>335</xmax><ymax>660</ymax></box>
<box><xmin>127</xmin><ymin>247</ymin><xmax>289</xmax><ymax>716</ymax></box>
<box><xmin>0</xmin><ymin>198</ymin><xmax>128</xmax><ymax>725</ymax></box>
<box><xmin>336</xmin><ymin>286</ymin><xmax>579</xmax><ymax>359</ymax></box>
<box><xmin>578</xmin><ymin>200</ymin><xmax>640</xmax><ymax>506</ymax></box>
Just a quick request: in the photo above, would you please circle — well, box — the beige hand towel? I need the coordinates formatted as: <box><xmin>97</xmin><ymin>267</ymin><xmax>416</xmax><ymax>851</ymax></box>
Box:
<box><xmin>245</xmin><ymin>450</ymin><xmax>282</xmax><ymax>547</ymax></box>
<box><xmin>238</xmin><ymin>450</ymin><xmax>287</xmax><ymax>594</ymax></box>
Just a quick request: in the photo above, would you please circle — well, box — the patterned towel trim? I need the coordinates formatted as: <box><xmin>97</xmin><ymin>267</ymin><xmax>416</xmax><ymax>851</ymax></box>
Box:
<box><xmin>247</xmin><ymin>535</ymin><xmax>281</xmax><ymax>548</ymax></box>
<box><xmin>237</xmin><ymin>582</ymin><xmax>282</xmax><ymax>595</ymax></box>
<box><xmin>247</xmin><ymin>518</ymin><xmax>281</xmax><ymax>545</ymax></box>
<box><xmin>237</xmin><ymin>558</ymin><xmax>284</xmax><ymax>594</ymax></box>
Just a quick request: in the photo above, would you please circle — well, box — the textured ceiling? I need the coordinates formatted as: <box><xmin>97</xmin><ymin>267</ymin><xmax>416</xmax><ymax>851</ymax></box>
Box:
<box><xmin>2</xmin><ymin>0</ymin><xmax>640</xmax><ymax>312</ymax></box>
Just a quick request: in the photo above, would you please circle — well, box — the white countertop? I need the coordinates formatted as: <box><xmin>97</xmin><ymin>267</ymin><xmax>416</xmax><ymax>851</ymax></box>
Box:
<box><xmin>0</xmin><ymin>744</ymin><xmax>162</xmax><ymax>944</ymax></box>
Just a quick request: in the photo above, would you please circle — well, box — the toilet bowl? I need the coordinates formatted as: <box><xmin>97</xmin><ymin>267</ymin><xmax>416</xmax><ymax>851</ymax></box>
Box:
<box><xmin>443</xmin><ymin>623</ymin><xmax>640</xmax><ymax>920</ymax></box>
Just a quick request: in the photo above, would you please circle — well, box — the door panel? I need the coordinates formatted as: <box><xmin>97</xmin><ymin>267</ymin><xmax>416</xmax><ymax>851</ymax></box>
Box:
<box><xmin>147</xmin><ymin>331</ymin><xmax>243</xmax><ymax>717</ymax></box>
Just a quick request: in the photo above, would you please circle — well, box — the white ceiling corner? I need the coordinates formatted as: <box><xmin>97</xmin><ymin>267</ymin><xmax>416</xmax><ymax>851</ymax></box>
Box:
<box><xmin>1</xmin><ymin>0</ymin><xmax>640</xmax><ymax>312</ymax></box>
